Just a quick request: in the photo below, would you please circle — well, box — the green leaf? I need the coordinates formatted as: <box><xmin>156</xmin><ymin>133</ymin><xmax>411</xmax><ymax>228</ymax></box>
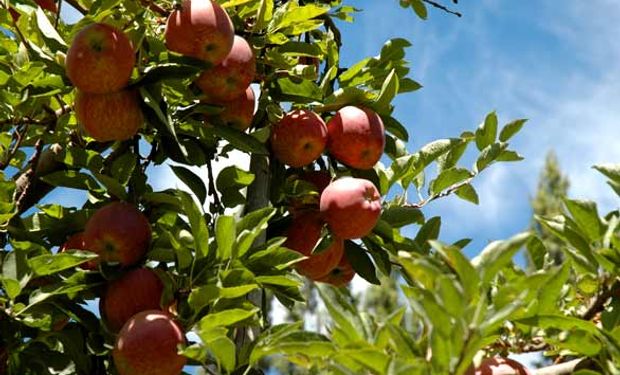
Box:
<box><xmin>189</xmin><ymin>284</ymin><xmax>258</xmax><ymax>312</ymax></box>
<box><xmin>410</xmin><ymin>0</ymin><xmax>428</xmax><ymax>19</ymax></box>
<box><xmin>381</xmin><ymin>206</ymin><xmax>424</xmax><ymax>227</ymax></box>
<box><xmin>429</xmin><ymin>167</ymin><xmax>472</xmax><ymax>196</ymax></box>
<box><xmin>431</xmin><ymin>241</ymin><xmax>480</xmax><ymax>300</ymax></box>
<box><xmin>93</xmin><ymin>173</ymin><xmax>127</xmax><ymax>200</ymax></box>
<box><xmin>215</xmin><ymin>215</ymin><xmax>236</xmax><ymax>261</ymax></box>
<box><xmin>414</xmin><ymin>217</ymin><xmax>441</xmax><ymax>253</ymax></box>
<box><xmin>255</xmin><ymin>0</ymin><xmax>274</xmax><ymax>30</ymax></box>
<box><xmin>269</xmin><ymin>3</ymin><xmax>329</xmax><ymax>32</ymax></box>
<box><xmin>563</xmin><ymin>199</ymin><xmax>603</xmax><ymax>242</ymax></box>
<box><xmin>475</xmin><ymin>111</ymin><xmax>498</xmax><ymax>151</ymax></box>
<box><xmin>133</xmin><ymin>62</ymin><xmax>203</xmax><ymax>87</ymax></box>
<box><xmin>236</xmin><ymin>207</ymin><xmax>276</xmax><ymax>258</ymax></box>
<box><xmin>344</xmin><ymin>241</ymin><xmax>379</xmax><ymax>284</ymax></box>
<box><xmin>496</xmin><ymin>149</ymin><xmax>524</xmax><ymax>162</ymax></box>
<box><xmin>178</xmin><ymin>191</ymin><xmax>210</xmax><ymax>260</ymax></box>
<box><xmin>35</xmin><ymin>8</ymin><xmax>67</xmax><ymax>49</ymax></box>
<box><xmin>40</xmin><ymin>170</ymin><xmax>101</xmax><ymax>191</ymax></box>
<box><xmin>455</xmin><ymin>183</ymin><xmax>479</xmax><ymax>204</ymax></box>
<box><xmin>205</xmin><ymin>335</ymin><xmax>236</xmax><ymax>372</ymax></box>
<box><xmin>593</xmin><ymin>164</ymin><xmax>620</xmax><ymax>184</ymax></box>
<box><xmin>197</xmin><ymin>308</ymin><xmax>258</xmax><ymax>331</ymax></box>
<box><xmin>526</xmin><ymin>236</ymin><xmax>546</xmax><ymax>270</ymax></box>
<box><xmin>472</xmin><ymin>232</ymin><xmax>532</xmax><ymax>285</ymax></box>
<box><xmin>274</xmin><ymin>77</ymin><xmax>323</xmax><ymax>102</ymax></box>
<box><xmin>475</xmin><ymin>142</ymin><xmax>505</xmax><ymax>172</ymax></box>
<box><xmin>170</xmin><ymin>165</ymin><xmax>207</xmax><ymax>205</ymax></box>
<box><xmin>537</xmin><ymin>262</ymin><xmax>571</xmax><ymax>314</ymax></box>
<box><xmin>499</xmin><ymin>118</ymin><xmax>527</xmax><ymax>142</ymax></box>
<box><xmin>211</xmin><ymin>125</ymin><xmax>268</xmax><ymax>155</ymax></box>
<box><xmin>29</xmin><ymin>252</ymin><xmax>98</xmax><ymax>276</ymax></box>
<box><xmin>373</xmin><ymin>69</ymin><xmax>399</xmax><ymax>113</ymax></box>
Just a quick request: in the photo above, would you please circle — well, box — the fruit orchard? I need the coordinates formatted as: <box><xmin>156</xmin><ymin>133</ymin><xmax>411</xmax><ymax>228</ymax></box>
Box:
<box><xmin>1</xmin><ymin>0</ymin><xmax>620</xmax><ymax>375</ymax></box>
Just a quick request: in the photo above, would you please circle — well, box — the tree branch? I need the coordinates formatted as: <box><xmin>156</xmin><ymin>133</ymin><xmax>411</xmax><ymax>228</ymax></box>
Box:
<box><xmin>405</xmin><ymin>177</ymin><xmax>473</xmax><ymax>208</ymax></box>
<box><xmin>422</xmin><ymin>0</ymin><xmax>462</xmax><ymax>17</ymax></box>
<box><xmin>581</xmin><ymin>279</ymin><xmax>619</xmax><ymax>321</ymax></box>
<box><xmin>64</xmin><ymin>0</ymin><xmax>88</xmax><ymax>14</ymax></box>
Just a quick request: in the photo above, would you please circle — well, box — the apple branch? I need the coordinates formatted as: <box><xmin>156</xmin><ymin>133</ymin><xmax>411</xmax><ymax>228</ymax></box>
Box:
<box><xmin>422</xmin><ymin>0</ymin><xmax>462</xmax><ymax>17</ymax></box>
<box><xmin>138</xmin><ymin>0</ymin><xmax>170</xmax><ymax>17</ymax></box>
<box><xmin>405</xmin><ymin>177</ymin><xmax>474</xmax><ymax>209</ymax></box>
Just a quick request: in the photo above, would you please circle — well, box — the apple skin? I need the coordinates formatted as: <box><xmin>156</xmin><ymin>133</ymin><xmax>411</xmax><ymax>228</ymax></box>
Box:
<box><xmin>465</xmin><ymin>357</ymin><xmax>532</xmax><ymax>375</ymax></box>
<box><xmin>101</xmin><ymin>268</ymin><xmax>164</xmax><ymax>333</ymax></box>
<box><xmin>284</xmin><ymin>211</ymin><xmax>344</xmax><ymax>280</ymax></box>
<box><xmin>315</xmin><ymin>253</ymin><xmax>355</xmax><ymax>287</ymax></box>
<box><xmin>59</xmin><ymin>232</ymin><xmax>98</xmax><ymax>270</ymax></box>
<box><xmin>196</xmin><ymin>35</ymin><xmax>256</xmax><ymax>101</ymax></box>
<box><xmin>327</xmin><ymin>106</ymin><xmax>385</xmax><ymax>170</ymax></box>
<box><xmin>35</xmin><ymin>0</ymin><xmax>58</xmax><ymax>12</ymax></box>
<box><xmin>165</xmin><ymin>0</ymin><xmax>234</xmax><ymax>65</ymax></box>
<box><xmin>206</xmin><ymin>86</ymin><xmax>255</xmax><ymax>131</ymax></box>
<box><xmin>83</xmin><ymin>202</ymin><xmax>152</xmax><ymax>267</ymax></box>
<box><xmin>319</xmin><ymin>178</ymin><xmax>382</xmax><ymax>239</ymax></box>
<box><xmin>75</xmin><ymin>89</ymin><xmax>144</xmax><ymax>142</ymax></box>
<box><xmin>271</xmin><ymin>109</ymin><xmax>328</xmax><ymax>167</ymax></box>
<box><xmin>113</xmin><ymin>310</ymin><xmax>186</xmax><ymax>375</ymax></box>
<box><xmin>65</xmin><ymin>23</ymin><xmax>135</xmax><ymax>94</ymax></box>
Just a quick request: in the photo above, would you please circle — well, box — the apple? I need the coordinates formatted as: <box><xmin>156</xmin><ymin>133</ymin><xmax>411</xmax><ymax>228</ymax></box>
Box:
<box><xmin>205</xmin><ymin>86</ymin><xmax>255</xmax><ymax>131</ymax></box>
<box><xmin>196</xmin><ymin>35</ymin><xmax>256</xmax><ymax>101</ymax></box>
<box><xmin>316</xmin><ymin>253</ymin><xmax>355</xmax><ymax>287</ymax></box>
<box><xmin>299</xmin><ymin>170</ymin><xmax>332</xmax><ymax>195</ymax></box>
<box><xmin>320</xmin><ymin>177</ymin><xmax>382</xmax><ymax>239</ymax></box>
<box><xmin>74</xmin><ymin>89</ymin><xmax>144</xmax><ymax>142</ymax></box>
<box><xmin>59</xmin><ymin>232</ymin><xmax>98</xmax><ymax>270</ymax></box>
<box><xmin>327</xmin><ymin>106</ymin><xmax>385</xmax><ymax>170</ymax></box>
<box><xmin>113</xmin><ymin>310</ymin><xmax>186</xmax><ymax>375</ymax></box>
<box><xmin>466</xmin><ymin>357</ymin><xmax>532</xmax><ymax>375</ymax></box>
<box><xmin>271</xmin><ymin>109</ymin><xmax>328</xmax><ymax>167</ymax></box>
<box><xmin>284</xmin><ymin>211</ymin><xmax>344</xmax><ymax>280</ymax></box>
<box><xmin>83</xmin><ymin>202</ymin><xmax>152</xmax><ymax>267</ymax></box>
<box><xmin>101</xmin><ymin>268</ymin><xmax>164</xmax><ymax>332</ymax></box>
<box><xmin>165</xmin><ymin>0</ymin><xmax>234</xmax><ymax>65</ymax></box>
<box><xmin>35</xmin><ymin>0</ymin><xmax>58</xmax><ymax>13</ymax></box>
<box><xmin>65</xmin><ymin>23</ymin><xmax>135</xmax><ymax>94</ymax></box>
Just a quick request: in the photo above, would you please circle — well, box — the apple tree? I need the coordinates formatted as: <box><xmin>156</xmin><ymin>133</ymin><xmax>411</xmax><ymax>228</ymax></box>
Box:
<box><xmin>1</xmin><ymin>0</ymin><xmax>620</xmax><ymax>375</ymax></box>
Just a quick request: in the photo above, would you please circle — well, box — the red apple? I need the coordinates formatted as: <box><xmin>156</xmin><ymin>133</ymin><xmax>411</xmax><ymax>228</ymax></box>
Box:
<box><xmin>165</xmin><ymin>0</ymin><xmax>234</xmax><ymax>65</ymax></box>
<box><xmin>284</xmin><ymin>211</ymin><xmax>344</xmax><ymax>280</ymax></box>
<box><xmin>327</xmin><ymin>106</ymin><xmax>385</xmax><ymax>170</ymax></box>
<box><xmin>319</xmin><ymin>178</ymin><xmax>381</xmax><ymax>239</ymax></box>
<box><xmin>75</xmin><ymin>89</ymin><xmax>144</xmax><ymax>142</ymax></box>
<box><xmin>315</xmin><ymin>253</ymin><xmax>355</xmax><ymax>287</ymax></box>
<box><xmin>465</xmin><ymin>357</ymin><xmax>532</xmax><ymax>375</ymax></box>
<box><xmin>113</xmin><ymin>310</ymin><xmax>186</xmax><ymax>375</ymax></box>
<box><xmin>83</xmin><ymin>202</ymin><xmax>152</xmax><ymax>267</ymax></box>
<box><xmin>65</xmin><ymin>23</ymin><xmax>135</xmax><ymax>94</ymax></box>
<box><xmin>35</xmin><ymin>0</ymin><xmax>58</xmax><ymax>12</ymax></box>
<box><xmin>205</xmin><ymin>86</ymin><xmax>255</xmax><ymax>131</ymax></box>
<box><xmin>271</xmin><ymin>109</ymin><xmax>327</xmax><ymax>167</ymax></box>
<box><xmin>101</xmin><ymin>268</ymin><xmax>164</xmax><ymax>332</ymax></box>
<box><xmin>59</xmin><ymin>232</ymin><xmax>98</xmax><ymax>270</ymax></box>
<box><xmin>299</xmin><ymin>170</ymin><xmax>332</xmax><ymax>195</ymax></box>
<box><xmin>196</xmin><ymin>35</ymin><xmax>256</xmax><ymax>101</ymax></box>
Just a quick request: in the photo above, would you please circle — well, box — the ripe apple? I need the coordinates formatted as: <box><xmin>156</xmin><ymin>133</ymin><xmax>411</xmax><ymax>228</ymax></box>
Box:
<box><xmin>101</xmin><ymin>268</ymin><xmax>164</xmax><ymax>332</ymax></box>
<box><xmin>65</xmin><ymin>23</ymin><xmax>135</xmax><ymax>94</ymax></box>
<box><xmin>83</xmin><ymin>202</ymin><xmax>152</xmax><ymax>267</ymax></box>
<box><xmin>165</xmin><ymin>0</ymin><xmax>234</xmax><ymax>65</ymax></box>
<box><xmin>196</xmin><ymin>35</ymin><xmax>256</xmax><ymax>101</ymax></box>
<box><xmin>205</xmin><ymin>86</ymin><xmax>255</xmax><ymax>131</ymax></box>
<box><xmin>35</xmin><ymin>0</ymin><xmax>58</xmax><ymax>12</ymax></box>
<box><xmin>327</xmin><ymin>106</ymin><xmax>385</xmax><ymax>170</ymax></box>
<box><xmin>59</xmin><ymin>232</ymin><xmax>98</xmax><ymax>270</ymax></box>
<box><xmin>316</xmin><ymin>253</ymin><xmax>355</xmax><ymax>287</ymax></box>
<box><xmin>271</xmin><ymin>109</ymin><xmax>327</xmax><ymax>167</ymax></box>
<box><xmin>319</xmin><ymin>177</ymin><xmax>382</xmax><ymax>239</ymax></box>
<box><xmin>113</xmin><ymin>310</ymin><xmax>186</xmax><ymax>375</ymax></box>
<box><xmin>74</xmin><ymin>89</ymin><xmax>144</xmax><ymax>142</ymax></box>
<box><xmin>466</xmin><ymin>357</ymin><xmax>532</xmax><ymax>375</ymax></box>
<box><xmin>284</xmin><ymin>211</ymin><xmax>344</xmax><ymax>280</ymax></box>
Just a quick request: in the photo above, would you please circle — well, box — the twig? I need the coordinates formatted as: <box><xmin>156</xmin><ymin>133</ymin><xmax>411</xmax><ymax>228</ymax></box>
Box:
<box><xmin>64</xmin><ymin>0</ymin><xmax>87</xmax><ymax>14</ymax></box>
<box><xmin>581</xmin><ymin>279</ymin><xmax>619</xmax><ymax>321</ymax></box>
<box><xmin>206</xmin><ymin>158</ymin><xmax>221</xmax><ymax>210</ymax></box>
<box><xmin>139</xmin><ymin>0</ymin><xmax>170</xmax><ymax>17</ymax></box>
<box><xmin>422</xmin><ymin>0</ymin><xmax>462</xmax><ymax>17</ymax></box>
<box><xmin>15</xmin><ymin>138</ymin><xmax>45</xmax><ymax>213</ymax></box>
<box><xmin>319</xmin><ymin>14</ymin><xmax>342</xmax><ymax>48</ymax></box>
<box><xmin>56</xmin><ymin>0</ymin><xmax>63</xmax><ymax>27</ymax></box>
<box><xmin>405</xmin><ymin>177</ymin><xmax>473</xmax><ymax>208</ymax></box>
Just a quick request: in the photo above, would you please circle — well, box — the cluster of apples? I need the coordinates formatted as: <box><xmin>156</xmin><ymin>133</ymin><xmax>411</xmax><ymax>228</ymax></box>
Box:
<box><xmin>66</xmin><ymin>23</ymin><xmax>144</xmax><ymax>142</ymax></box>
<box><xmin>271</xmin><ymin>105</ymin><xmax>386</xmax><ymax>286</ymax></box>
<box><xmin>60</xmin><ymin>202</ymin><xmax>187</xmax><ymax>375</ymax></box>
<box><xmin>165</xmin><ymin>0</ymin><xmax>257</xmax><ymax>131</ymax></box>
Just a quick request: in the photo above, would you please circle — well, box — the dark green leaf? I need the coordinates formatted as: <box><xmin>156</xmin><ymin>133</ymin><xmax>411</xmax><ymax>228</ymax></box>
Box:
<box><xmin>170</xmin><ymin>165</ymin><xmax>208</xmax><ymax>205</ymax></box>
<box><xmin>345</xmin><ymin>240</ymin><xmax>379</xmax><ymax>285</ymax></box>
<box><xmin>475</xmin><ymin>111</ymin><xmax>498</xmax><ymax>151</ymax></box>
<box><xmin>499</xmin><ymin>118</ymin><xmax>527</xmax><ymax>142</ymax></box>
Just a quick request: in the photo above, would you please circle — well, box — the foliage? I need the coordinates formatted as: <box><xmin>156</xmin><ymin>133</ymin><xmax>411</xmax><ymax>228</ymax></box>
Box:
<box><xmin>0</xmin><ymin>1</ymin><xmax>618</xmax><ymax>375</ymax></box>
